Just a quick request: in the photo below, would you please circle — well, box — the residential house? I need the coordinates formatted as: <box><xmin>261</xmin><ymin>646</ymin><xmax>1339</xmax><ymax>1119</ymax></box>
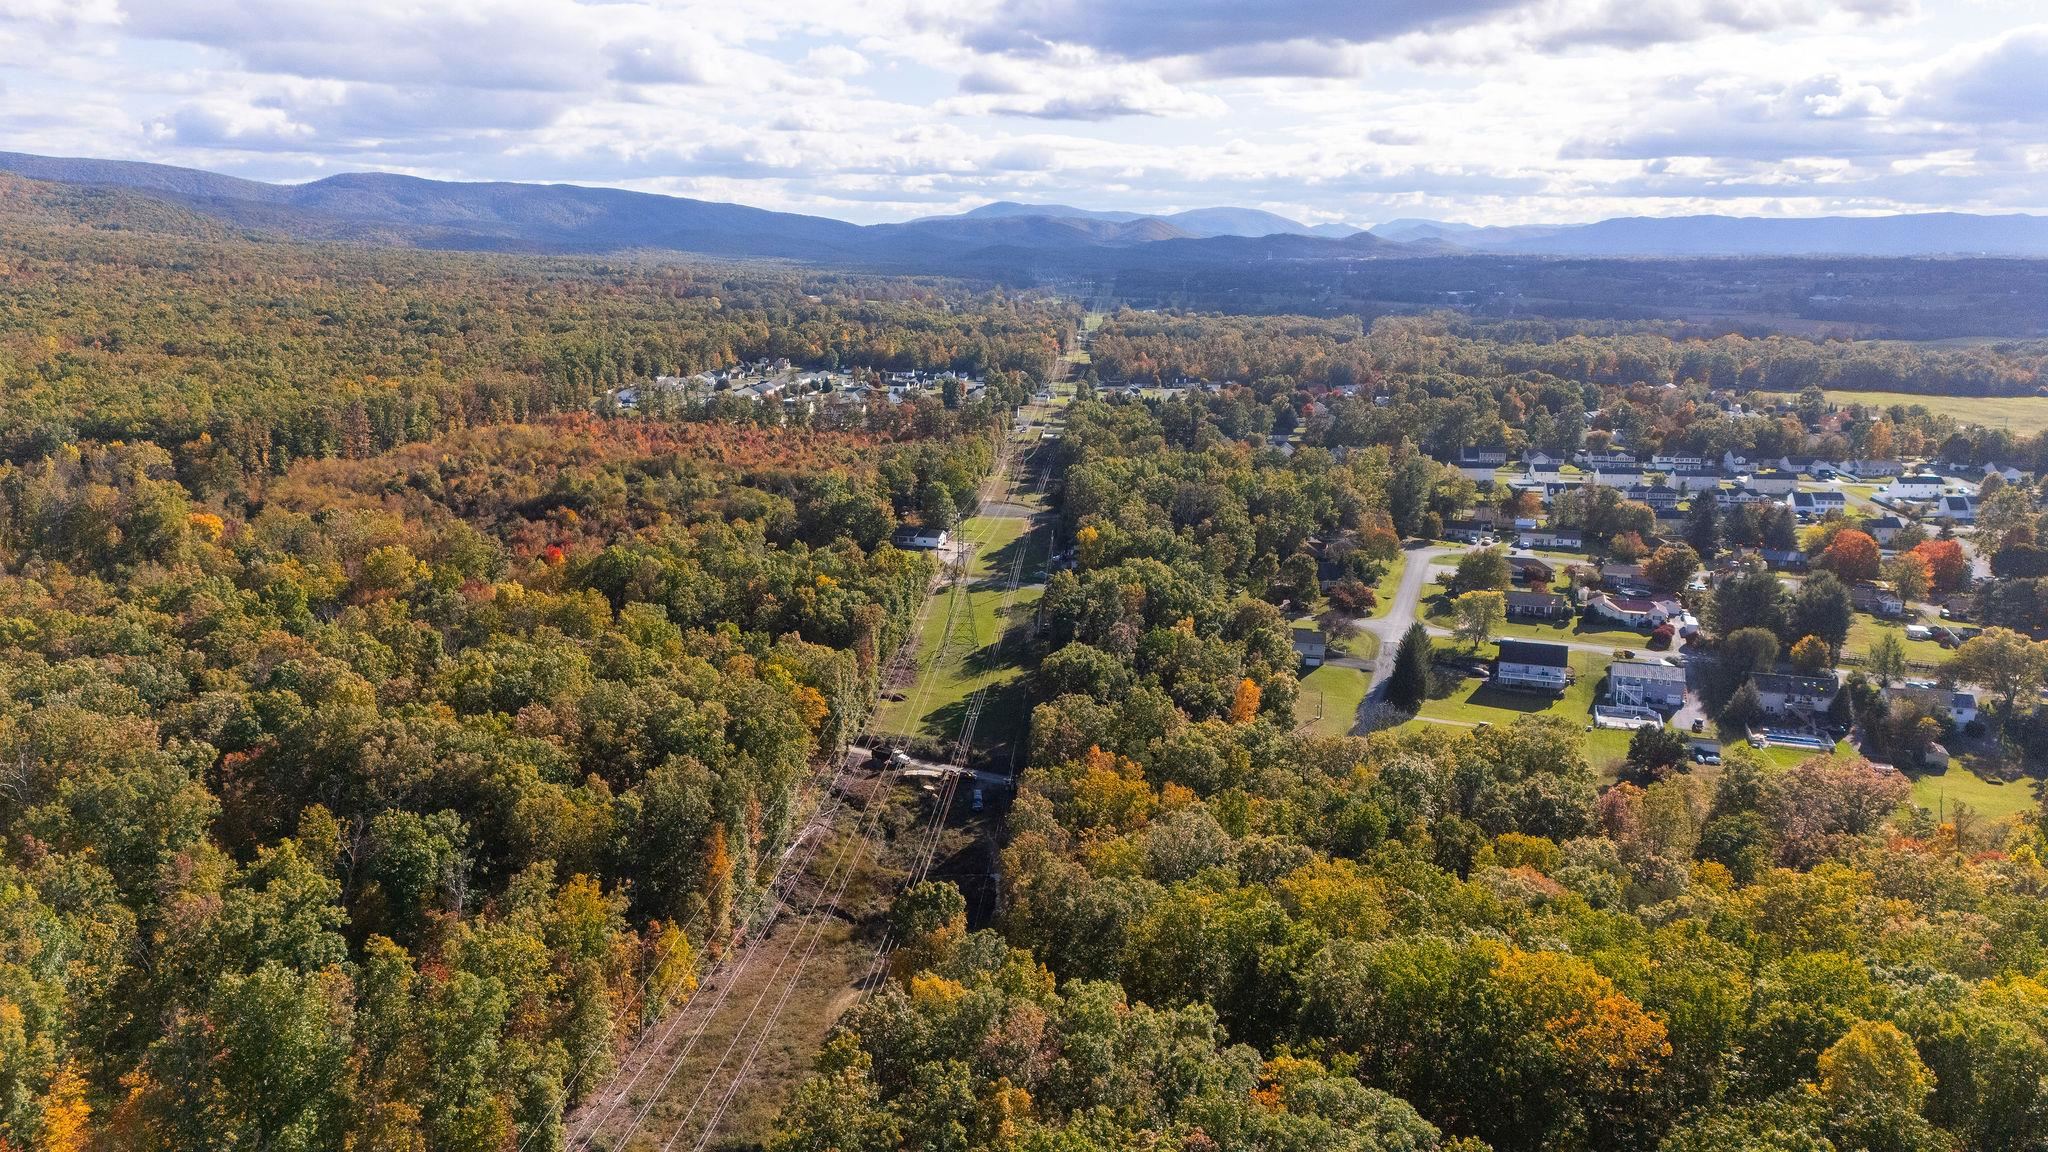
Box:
<box><xmin>1600</xmin><ymin>563</ymin><xmax>1654</xmax><ymax>597</ymax></box>
<box><xmin>1454</xmin><ymin>446</ymin><xmax>1509</xmax><ymax>480</ymax></box>
<box><xmin>1443</xmin><ymin>520</ymin><xmax>1493</xmax><ymax>544</ymax></box>
<box><xmin>1887</xmin><ymin>685</ymin><xmax>1977</xmax><ymax>728</ymax></box>
<box><xmin>1752</xmin><ymin>671</ymin><xmax>1841</xmax><ymax>718</ymax></box>
<box><xmin>1651</xmin><ymin>452</ymin><xmax>1710</xmax><ymax>470</ymax></box>
<box><xmin>1495</xmin><ymin>640</ymin><xmax>1571</xmax><ymax>692</ymax></box>
<box><xmin>1626</xmin><ymin>484</ymin><xmax>1682</xmax><ymax>511</ymax></box>
<box><xmin>1865</xmin><ymin>514</ymin><xmax>1908</xmax><ymax>545</ymax></box>
<box><xmin>1716</xmin><ymin>486</ymin><xmax>1769</xmax><ymax>508</ymax></box>
<box><xmin>1609</xmin><ymin>661</ymin><xmax>1688</xmax><ymax>710</ymax></box>
<box><xmin>1884</xmin><ymin>474</ymin><xmax>1946</xmax><ymax>502</ymax></box>
<box><xmin>1721</xmin><ymin>450</ymin><xmax>1751</xmax><ymax>472</ymax></box>
<box><xmin>1581</xmin><ymin>450</ymin><xmax>1641</xmax><ymax>469</ymax></box>
<box><xmin>1666</xmin><ymin>467</ymin><xmax>1726</xmax><ymax>493</ymax></box>
<box><xmin>1505</xmin><ymin>590</ymin><xmax>1572</xmax><ymax>620</ymax></box>
<box><xmin>1760</xmin><ymin>548</ymin><xmax>1809</xmax><ymax>571</ymax></box>
<box><xmin>1522</xmin><ymin>450</ymin><xmax>1561</xmax><ymax>469</ymax></box>
<box><xmin>1750</xmin><ymin>469</ymin><xmax>1801</xmax><ymax>496</ymax></box>
<box><xmin>1518</xmin><ymin>529</ymin><xmax>1584</xmax><ymax>550</ymax></box>
<box><xmin>1850</xmin><ymin>581</ymin><xmax>1907</xmax><ymax>618</ymax></box>
<box><xmin>892</xmin><ymin>526</ymin><xmax>950</xmax><ymax>551</ymax></box>
<box><xmin>1586</xmin><ymin>468</ymin><xmax>1646</xmax><ymax>489</ymax></box>
<box><xmin>1934</xmin><ymin>494</ymin><xmax>1977</xmax><ymax>523</ymax></box>
<box><xmin>1838</xmin><ymin>459</ymin><xmax>1903</xmax><ymax>480</ymax></box>
<box><xmin>1786</xmin><ymin>490</ymin><xmax>1848</xmax><ymax>519</ymax></box>
<box><xmin>1293</xmin><ymin>628</ymin><xmax>1328</xmax><ymax>669</ymax></box>
<box><xmin>1983</xmin><ymin>462</ymin><xmax>2027</xmax><ymax>484</ymax></box>
<box><xmin>1586</xmin><ymin>593</ymin><xmax>1680</xmax><ymax>630</ymax></box>
<box><xmin>1507</xmin><ymin>556</ymin><xmax>1556</xmax><ymax>586</ymax></box>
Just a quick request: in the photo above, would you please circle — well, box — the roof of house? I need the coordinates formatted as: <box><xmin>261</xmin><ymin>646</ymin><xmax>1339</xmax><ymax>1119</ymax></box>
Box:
<box><xmin>1751</xmin><ymin>671</ymin><xmax>1839</xmax><ymax>696</ymax></box>
<box><xmin>1505</xmin><ymin>590</ymin><xmax>1568</xmax><ymax>608</ymax></box>
<box><xmin>1496</xmin><ymin>640</ymin><xmax>1571</xmax><ymax>668</ymax></box>
<box><xmin>1605</xmin><ymin>596</ymin><xmax>1667</xmax><ymax>613</ymax></box>
<box><xmin>1611</xmin><ymin>660</ymin><xmax>1686</xmax><ymax>683</ymax></box>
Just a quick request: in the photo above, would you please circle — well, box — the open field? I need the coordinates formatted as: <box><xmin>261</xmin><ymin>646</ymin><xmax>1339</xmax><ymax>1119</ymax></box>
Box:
<box><xmin>1844</xmin><ymin>615</ymin><xmax>1952</xmax><ymax>669</ymax></box>
<box><xmin>872</xmin><ymin>510</ymin><xmax>1044</xmax><ymax>762</ymax></box>
<box><xmin>1910</xmin><ymin>767</ymin><xmax>2038</xmax><ymax>823</ymax></box>
<box><xmin>1296</xmin><ymin>663</ymin><xmax>1372</xmax><ymax>737</ymax></box>
<box><xmin>1819</xmin><ymin>390</ymin><xmax>2048</xmax><ymax>435</ymax></box>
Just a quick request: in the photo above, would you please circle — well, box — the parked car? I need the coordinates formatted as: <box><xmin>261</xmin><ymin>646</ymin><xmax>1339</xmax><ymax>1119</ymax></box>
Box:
<box><xmin>1693</xmin><ymin>747</ymin><xmax>1721</xmax><ymax>765</ymax></box>
<box><xmin>970</xmin><ymin>788</ymin><xmax>985</xmax><ymax>813</ymax></box>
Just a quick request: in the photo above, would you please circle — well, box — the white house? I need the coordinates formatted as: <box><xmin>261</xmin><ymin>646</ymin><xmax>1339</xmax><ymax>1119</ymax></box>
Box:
<box><xmin>893</xmin><ymin>526</ymin><xmax>950</xmax><ymax>550</ymax></box>
<box><xmin>1750</xmin><ymin>469</ymin><xmax>1801</xmax><ymax>496</ymax></box>
<box><xmin>1586</xmin><ymin>593</ymin><xmax>1681</xmax><ymax>630</ymax></box>
<box><xmin>1752</xmin><ymin>672</ymin><xmax>1840</xmax><ymax>718</ymax></box>
<box><xmin>1884</xmin><ymin>474</ymin><xmax>1946</xmax><ymax>502</ymax></box>
<box><xmin>1865</xmin><ymin>514</ymin><xmax>1908</xmax><ymax>545</ymax></box>
<box><xmin>1495</xmin><ymin>640</ymin><xmax>1571</xmax><ymax>692</ymax></box>
<box><xmin>1293</xmin><ymin>628</ymin><xmax>1328</xmax><ymax>669</ymax></box>
<box><xmin>1888</xmin><ymin>685</ymin><xmax>1978</xmax><ymax>728</ymax></box>
<box><xmin>1787</xmin><ymin>490</ymin><xmax>1848</xmax><ymax>519</ymax></box>
<box><xmin>1609</xmin><ymin>661</ymin><xmax>1688</xmax><ymax>710</ymax></box>
<box><xmin>1933</xmin><ymin>494</ymin><xmax>1977</xmax><ymax>523</ymax></box>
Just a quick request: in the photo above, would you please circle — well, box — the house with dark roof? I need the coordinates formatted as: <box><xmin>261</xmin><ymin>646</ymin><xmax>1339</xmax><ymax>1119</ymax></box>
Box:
<box><xmin>1293</xmin><ymin>627</ymin><xmax>1328</xmax><ymax>668</ymax></box>
<box><xmin>1507</xmin><ymin>556</ymin><xmax>1556</xmax><ymax>586</ymax></box>
<box><xmin>1752</xmin><ymin>672</ymin><xmax>1840</xmax><ymax>718</ymax></box>
<box><xmin>1599</xmin><ymin>563</ymin><xmax>1654</xmax><ymax>597</ymax></box>
<box><xmin>1495</xmin><ymin>640</ymin><xmax>1571</xmax><ymax>692</ymax></box>
<box><xmin>1934</xmin><ymin>494</ymin><xmax>1977</xmax><ymax>523</ymax></box>
<box><xmin>1851</xmin><ymin>581</ymin><xmax>1907</xmax><ymax>618</ymax></box>
<box><xmin>1505</xmin><ymin>590</ymin><xmax>1572</xmax><ymax>620</ymax></box>
<box><xmin>1865</xmin><ymin>515</ymin><xmax>1907</xmax><ymax>545</ymax></box>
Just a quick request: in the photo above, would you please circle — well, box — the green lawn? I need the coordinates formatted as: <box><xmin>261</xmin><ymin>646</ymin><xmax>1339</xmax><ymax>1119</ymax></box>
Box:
<box><xmin>874</xmin><ymin>512</ymin><xmax>1044</xmax><ymax>758</ymax></box>
<box><xmin>1910</xmin><ymin>768</ymin><xmax>2037</xmax><ymax>823</ymax></box>
<box><xmin>1295</xmin><ymin>663</ymin><xmax>1372</xmax><ymax>737</ymax></box>
<box><xmin>1423</xmin><ymin>585</ymin><xmax>1654</xmax><ymax>649</ymax></box>
<box><xmin>1844</xmin><ymin>615</ymin><xmax>1950</xmax><ymax>669</ymax></box>
<box><xmin>1370</xmin><ymin>550</ymin><xmax>1411</xmax><ymax>618</ymax></box>
<box><xmin>1410</xmin><ymin>644</ymin><xmax>1613</xmax><ymax>728</ymax></box>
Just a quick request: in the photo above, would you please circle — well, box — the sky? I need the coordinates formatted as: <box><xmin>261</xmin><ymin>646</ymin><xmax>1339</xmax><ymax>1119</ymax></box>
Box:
<box><xmin>1</xmin><ymin>0</ymin><xmax>2045</xmax><ymax>227</ymax></box>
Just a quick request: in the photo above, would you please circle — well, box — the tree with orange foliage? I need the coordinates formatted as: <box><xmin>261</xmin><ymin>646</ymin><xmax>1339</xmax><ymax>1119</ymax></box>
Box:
<box><xmin>1908</xmin><ymin>538</ymin><xmax>1970</xmax><ymax>595</ymax></box>
<box><xmin>1816</xmin><ymin>529</ymin><xmax>1881</xmax><ymax>583</ymax></box>
<box><xmin>1229</xmin><ymin>677</ymin><xmax>1262</xmax><ymax>724</ymax></box>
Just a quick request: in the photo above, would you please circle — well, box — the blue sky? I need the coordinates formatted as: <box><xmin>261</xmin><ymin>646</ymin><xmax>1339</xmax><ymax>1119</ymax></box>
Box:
<box><xmin>1</xmin><ymin>0</ymin><xmax>2044</xmax><ymax>226</ymax></box>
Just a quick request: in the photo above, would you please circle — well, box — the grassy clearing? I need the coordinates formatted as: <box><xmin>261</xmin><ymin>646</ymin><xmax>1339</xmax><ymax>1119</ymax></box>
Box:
<box><xmin>1910</xmin><ymin>768</ymin><xmax>2038</xmax><ymax>823</ymax></box>
<box><xmin>1845</xmin><ymin>614</ymin><xmax>1951</xmax><ymax>668</ymax></box>
<box><xmin>1820</xmin><ymin>390</ymin><xmax>2048</xmax><ymax>436</ymax></box>
<box><xmin>1295</xmin><ymin>663</ymin><xmax>1372</xmax><ymax>737</ymax></box>
<box><xmin>873</xmin><ymin>512</ymin><xmax>1043</xmax><ymax>760</ymax></box>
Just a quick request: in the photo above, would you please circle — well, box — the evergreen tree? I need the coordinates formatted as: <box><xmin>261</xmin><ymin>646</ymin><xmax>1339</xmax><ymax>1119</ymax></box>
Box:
<box><xmin>1684</xmin><ymin>496</ymin><xmax>1719</xmax><ymax>562</ymax></box>
<box><xmin>1388</xmin><ymin>622</ymin><xmax>1431</xmax><ymax>713</ymax></box>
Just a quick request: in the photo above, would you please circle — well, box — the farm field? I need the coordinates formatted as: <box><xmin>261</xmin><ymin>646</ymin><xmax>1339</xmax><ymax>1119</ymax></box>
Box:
<box><xmin>1820</xmin><ymin>390</ymin><xmax>2048</xmax><ymax>435</ymax></box>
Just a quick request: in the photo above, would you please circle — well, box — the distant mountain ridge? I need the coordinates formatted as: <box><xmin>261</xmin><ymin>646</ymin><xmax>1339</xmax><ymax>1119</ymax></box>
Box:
<box><xmin>4</xmin><ymin>150</ymin><xmax>2048</xmax><ymax>267</ymax></box>
<box><xmin>936</xmin><ymin>200</ymin><xmax>1361</xmax><ymax>239</ymax></box>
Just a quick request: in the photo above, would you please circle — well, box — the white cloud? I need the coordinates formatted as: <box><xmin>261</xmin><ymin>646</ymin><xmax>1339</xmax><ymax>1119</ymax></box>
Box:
<box><xmin>0</xmin><ymin>0</ymin><xmax>2036</xmax><ymax>223</ymax></box>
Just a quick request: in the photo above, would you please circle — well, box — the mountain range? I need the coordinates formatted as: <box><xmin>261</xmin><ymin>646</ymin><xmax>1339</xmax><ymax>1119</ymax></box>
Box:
<box><xmin>4</xmin><ymin>150</ymin><xmax>2048</xmax><ymax>269</ymax></box>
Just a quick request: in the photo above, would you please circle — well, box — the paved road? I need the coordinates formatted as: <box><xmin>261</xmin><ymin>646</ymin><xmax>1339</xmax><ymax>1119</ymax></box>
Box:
<box><xmin>1359</xmin><ymin>544</ymin><xmax>1458</xmax><ymax>695</ymax></box>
